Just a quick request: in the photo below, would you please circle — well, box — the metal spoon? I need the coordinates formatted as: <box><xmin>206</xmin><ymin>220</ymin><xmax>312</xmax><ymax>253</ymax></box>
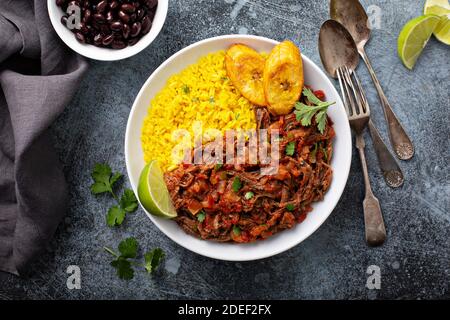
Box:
<box><xmin>330</xmin><ymin>0</ymin><xmax>414</xmax><ymax>160</ymax></box>
<box><xmin>318</xmin><ymin>19</ymin><xmax>404</xmax><ymax>188</ymax></box>
<box><xmin>319</xmin><ymin>20</ymin><xmax>387</xmax><ymax>246</ymax></box>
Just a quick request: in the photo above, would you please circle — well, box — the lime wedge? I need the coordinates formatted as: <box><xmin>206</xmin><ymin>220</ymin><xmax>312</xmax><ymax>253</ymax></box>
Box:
<box><xmin>137</xmin><ymin>160</ymin><xmax>177</xmax><ymax>219</ymax></box>
<box><xmin>424</xmin><ymin>0</ymin><xmax>450</xmax><ymax>45</ymax></box>
<box><xmin>424</xmin><ymin>0</ymin><xmax>450</xmax><ymax>14</ymax></box>
<box><xmin>398</xmin><ymin>15</ymin><xmax>441</xmax><ymax>69</ymax></box>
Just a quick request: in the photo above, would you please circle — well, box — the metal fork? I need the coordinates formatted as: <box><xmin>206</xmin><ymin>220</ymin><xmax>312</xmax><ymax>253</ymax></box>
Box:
<box><xmin>337</xmin><ymin>65</ymin><xmax>386</xmax><ymax>246</ymax></box>
<box><xmin>342</xmin><ymin>67</ymin><xmax>404</xmax><ymax>188</ymax></box>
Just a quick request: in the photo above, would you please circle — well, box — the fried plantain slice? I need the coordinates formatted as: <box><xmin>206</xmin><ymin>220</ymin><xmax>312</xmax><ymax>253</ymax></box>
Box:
<box><xmin>263</xmin><ymin>40</ymin><xmax>304</xmax><ymax>115</ymax></box>
<box><xmin>225</xmin><ymin>44</ymin><xmax>267</xmax><ymax>106</ymax></box>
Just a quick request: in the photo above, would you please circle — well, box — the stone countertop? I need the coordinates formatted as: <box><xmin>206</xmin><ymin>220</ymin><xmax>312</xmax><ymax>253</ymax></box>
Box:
<box><xmin>1</xmin><ymin>0</ymin><xmax>449</xmax><ymax>300</ymax></box>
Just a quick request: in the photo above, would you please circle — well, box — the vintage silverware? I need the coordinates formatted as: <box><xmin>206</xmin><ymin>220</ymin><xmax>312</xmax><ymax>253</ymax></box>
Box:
<box><xmin>330</xmin><ymin>0</ymin><xmax>414</xmax><ymax>160</ymax></box>
<box><xmin>346</xmin><ymin>70</ymin><xmax>404</xmax><ymax>188</ymax></box>
<box><xmin>340</xmin><ymin>65</ymin><xmax>387</xmax><ymax>246</ymax></box>
<box><xmin>319</xmin><ymin>20</ymin><xmax>387</xmax><ymax>246</ymax></box>
<box><xmin>319</xmin><ymin>19</ymin><xmax>403</xmax><ymax>188</ymax></box>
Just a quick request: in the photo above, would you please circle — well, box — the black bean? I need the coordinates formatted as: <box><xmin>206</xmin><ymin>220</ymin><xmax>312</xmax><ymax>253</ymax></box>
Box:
<box><xmin>91</xmin><ymin>21</ymin><xmax>100</xmax><ymax>30</ymax></box>
<box><xmin>147</xmin><ymin>9</ymin><xmax>155</xmax><ymax>20</ymax></box>
<box><xmin>75</xmin><ymin>32</ymin><xmax>85</xmax><ymax>43</ymax></box>
<box><xmin>96</xmin><ymin>0</ymin><xmax>107</xmax><ymax>13</ymax></box>
<box><xmin>93</xmin><ymin>33</ymin><xmax>103</xmax><ymax>45</ymax></box>
<box><xmin>100</xmin><ymin>24</ymin><xmax>110</xmax><ymax>34</ymax></box>
<box><xmin>130</xmin><ymin>22</ymin><xmax>141</xmax><ymax>37</ymax></box>
<box><xmin>128</xmin><ymin>37</ymin><xmax>140</xmax><ymax>46</ymax></box>
<box><xmin>102</xmin><ymin>34</ymin><xmax>114</xmax><ymax>46</ymax></box>
<box><xmin>61</xmin><ymin>15</ymin><xmax>68</xmax><ymax>26</ymax></box>
<box><xmin>106</xmin><ymin>10</ymin><xmax>114</xmax><ymax>22</ymax></box>
<box><xmin>93</xmin><ymin>13</ymin><xmax>105</xmax><ymax>23</ymax></box>
<box><xmin>56</xmin><ymin>0</ymin><xmax>66</xmax><ymax>7</ymax></box>
<box><xmin>79</xmin><ymin>22</ymin><xmax>89</xmax><ymax>34</ymax></box>
<box><xmin>110</xmin><ymin>21</ymin><xmax>123</xmax><ymax>31</ymax></box>
<box><xmin>118</xmin><ymin>10</ymin><xmax>130</xmax><ymax>23</ymax></box>
<box><xmin>121</xmin><ymin>3</ymin><xmax>136</xmax><ymax>13</ymax></box>
<box><xmin>83</xmin><ymin>9</ymin><xmax>92</xmax><ymax>22</ymax></box>
<box><xmin>112</xmin><ymin>39</ymin><xmax>127</xmax><ymax>49</ymax></box>
<box><xmin>123</xmin><ymin>24</ymin><xmax>130</xmax><ymax>39</ymax></box>
<box><xmin>137</xmin><ymin>8</ymin><xmax>145</xmax><ymax>20</ymax></box>
<box><xmin>144</xmin><ymin>0</ymin><xmax>158</xmax><ymax>9</ymax></box>
<box><xmin>109</xmin><ymin>0</ymin><xmax>119</xmax><ymax>10</ymax></box>
<box><xmin>130</xmin><ymin>13</ymin><xmax>137</xmax><ymax>22</ymax></box>
<box><xmin>141</xmin><ymin>15</ymin><xmax>152</xmax><ymax>35</ymax></box>
<box><xmin>113</xmin><ymin>32</ymin><xmax>124</xmax><ymax>40</ymax></box>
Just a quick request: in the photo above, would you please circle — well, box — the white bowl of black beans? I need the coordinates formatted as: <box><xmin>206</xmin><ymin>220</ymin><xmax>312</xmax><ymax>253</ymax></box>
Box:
<box><xmin>48</xmin><ymin>0</ymin><xmax>167</xmax><ymax>61</ymax></box>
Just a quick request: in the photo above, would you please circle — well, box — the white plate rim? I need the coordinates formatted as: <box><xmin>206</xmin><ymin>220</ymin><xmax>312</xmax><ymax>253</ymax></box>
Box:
<box><xmin>125</xmin><ymin>34</ymin><xmax>352</xmax><ymax>261</ymax></box>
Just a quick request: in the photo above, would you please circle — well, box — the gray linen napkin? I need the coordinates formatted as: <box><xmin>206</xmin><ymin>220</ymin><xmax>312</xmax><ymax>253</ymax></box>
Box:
<box><xmin>0</xmin><ymin>0</ymin><xmax>88</xmax><ymax>275</ymax></box>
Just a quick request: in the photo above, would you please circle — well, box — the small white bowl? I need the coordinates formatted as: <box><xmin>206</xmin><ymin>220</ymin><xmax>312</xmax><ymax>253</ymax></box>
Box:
<box><xmin>125</xmin><ymin>35</ymin><xmax>352</xmax><ymax>261</ymax></box>
<box><xmin>47</xmin><ymin>0</ymin><xmax>168</xmax><ymax>61</ymax></box>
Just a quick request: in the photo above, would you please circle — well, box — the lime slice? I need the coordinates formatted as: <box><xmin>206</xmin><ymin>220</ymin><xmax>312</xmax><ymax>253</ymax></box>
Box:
<box><xmin>424</xmin><ymin>0</ymin><xmax>450</xmax><ymax>14</ymax></box>
<box><xmin>424</xmin><ymin>0</ymin><xmax>450</xmax><ymax>45</ymax></box>
<box><xmin>137</xmin><ymin>160</ymin><xmax>177</xmax><ymax>218</ymax></box>
<box><xmin>398</xmin><ymin>15</ymin><xmax>441</xmax><ymax>69</ymax></box>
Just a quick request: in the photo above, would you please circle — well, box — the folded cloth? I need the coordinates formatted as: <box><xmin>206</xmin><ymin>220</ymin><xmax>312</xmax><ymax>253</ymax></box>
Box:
<box><xmin>0</xmin><ymin>0</ymin><xmax>88</xmax><ymax>275</ymax></box>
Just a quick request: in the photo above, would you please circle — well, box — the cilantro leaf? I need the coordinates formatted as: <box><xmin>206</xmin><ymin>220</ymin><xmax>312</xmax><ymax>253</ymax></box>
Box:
<box><xmin>286</xmin><ymin>141</ymin><xmax>296</xmax><ymax>156</ymax></box>
<box><xmin>144</xmin><ymin>248</ymin><xmax>165</xmax><ymax>274</ymax></box>
<box><xmin>106</xmin><ymin>206</ymin><xmax>126</xmax><ymax>227</ymax></box>
<box><xmin>232</xmin><ymin>225</ymin><xmax>241</xmax><ymax>235</ymax></box>
<box><xmin>110</xmin><ymin>172</ymin><xmax>122</xmax><ymax>187</ymax></box>
<box><xmin>90</xmin><ymin>182</ymin><xmax>110</xmax><ymax>194</ymax></box>
<box><xmin>111</xmin><ymin>258</ymin><xmax>134</xmax><ymax>280</ymax></box>
<box><xmin>118</xmin><ymin>237</ymin><xmax>139</xmax><ymax>259</ymax></box>
<box><xmin>214</xmin><ymin>164</ymin><xmax>223</xmax><ymax>171</ymax></box>
<box><xmin>294</xmin><ymin>88</ymin><xmax>335</xmax><ymax>134</ymax></box>
<box><xmin>294</xmin><ymin>103</ymin><xmax>316</xmax><ymax>126</ymax></box>
<box><xmin>232</xmin><ymin>177</ymin><xmax>242</xmax><ymax>192</ymax></box>
<box><xmin>303</xmin><ymin>87</ymin><xmax>323</xmax><ymax>105</ymax></box>
<box><xmin>104</xmin><ymin>239</ymin><xmax>166</xmax><ymax>280</ymax></box>
<box><xmin>197</xmin><ymin>211</ymin><xmax>206</xmax><ymax>222</ymax></box>
<box><xmin>90</xmin><ymin>163</ymin><xmax>122</xmax><ymax>195</ymax></box>
<box><xmin>316</xmin><ymin>110</ymin><xmax>328</xmax><ymax>134</ymax></box>
<box><xmin>92</xmin><ymin>163</ymin><xmax>111</xmax><ymax>183</ymax></box>
<box><xmin>245</xmin><ymin>191</ymin><xmax>254</xmax><ymax>200</ymax></box>
<box><xmin>285</xmin><ymin>203</ymin><xmax>295</xmax><ymax>212</ymax></box>
<box><xmin>120</xmin><ymin>189</ymin><xmax>138</xmax><ymax>213</ymax></box>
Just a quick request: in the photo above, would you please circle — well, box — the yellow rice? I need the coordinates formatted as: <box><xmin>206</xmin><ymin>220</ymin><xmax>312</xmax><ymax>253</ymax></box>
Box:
<box><xmin>141</xmin><ymin>51</ymin><xmax>256</xmax><ymax>172</ymax></box>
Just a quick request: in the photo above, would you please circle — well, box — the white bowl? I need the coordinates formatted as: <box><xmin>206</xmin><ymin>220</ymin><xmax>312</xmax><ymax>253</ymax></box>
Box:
<box><xmin>47</xmin><ymin>0</ymin><xmax>168</xmax><ymax>61</ymax></box>
<box><xmin>125</xmin><ymin>35</ymin><xmax>352</xmax><ymax>261</ymax></box>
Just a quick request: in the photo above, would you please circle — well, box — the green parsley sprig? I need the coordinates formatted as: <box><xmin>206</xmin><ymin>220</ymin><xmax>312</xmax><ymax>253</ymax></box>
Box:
<box><xmin>285</xmin><ymin>203</ymin><xmax>295</xmax><ymax>212</ymax></box>
<box><xmin>104</xmin><ymin>237</ymin><xmax>165</xmax><ymax>280</ymax></box>
<box><xmin>232</xmin><ymin>177</ymin><xmax>242</xmax><ymax>192</ymax></box>
<box><xmin>90</xmin><ymin>163</ymin><xmax>138</xmax><ymax>227</ymax></box>
<box><xmin>244</xmin><ymin>191</ymin><xmax>254</xmax><ymax>200</ymax></box>
<box><xmin>294</xmin><ymin>88</ymin><xmax>335</xmax><ymax>134</ymax></box>
<box><xmin>286</xmin><ymin>141</ymin><xmax>296</xmax><ymax>156</ymax></box>
<box><xmin>197</xmin><ymin>211</ymin><xmax>206</xmax><ymax>222</ymax></box>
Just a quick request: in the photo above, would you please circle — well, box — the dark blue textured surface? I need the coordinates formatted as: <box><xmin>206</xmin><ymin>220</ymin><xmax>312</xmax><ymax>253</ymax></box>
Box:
<box><xmin>1</xmin><ymin>0</ymin><xmax>449</xmax><ymax>299</ymax></box>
